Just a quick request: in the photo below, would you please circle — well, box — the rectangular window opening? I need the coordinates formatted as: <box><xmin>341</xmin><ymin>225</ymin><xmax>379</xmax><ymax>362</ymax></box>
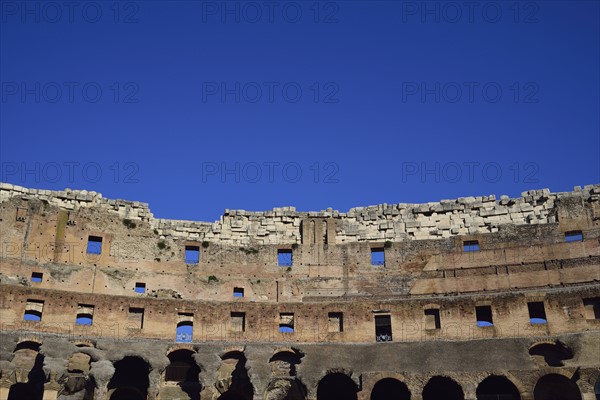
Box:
<box><xmin>476</xmin><ymin>305</ymin><xmax>493</xmax><ymax>327</ymax></box>
<box><xmin>424</xmin><ymin>309</ymin><xmax>441</xmax><ymax>330</ymax></box>
<box><xmin>231</xmin><ymin>312</ymin><xmax>246</xmax><ymax>333</ymax></box>
<box><xmin>375</xmin><ymin>315</ymin><xmax>392</xmax><ymax>342</ymax></box>
<box><xmin>128</xmin><ymin>307</ymin><xmax>144</xmax><ymax>329</ymax></box>
<box><xmin>328</xmin><ymin>312</ymin><xmax>343</xmax><ymax>333</ymax></box>
<box><xmin>233</xmin><ymin>287</ymin><xmax>244</xmax><ymax>298</ymax></box>
<box><xmin>278</xmin><ymin>249</ymin><xmax>293</xmax><ymax>267</ymax></box>
<box><xmin>76</xmin><ymin>304</ymin><xmax>94</xmax><ymax>325</ymax></box>
<box><xmin>24</xmin><ymin>300</ymin><xmax>44</xmax><ymax>322</ymax></box>
<box><xmin>31</xmin><ymin>272</ymin><xmax>43</xmax><ymax>283</ymax></box>
<box><xmin>528</xmin><ymin>301</ymin><xmax>547</xmax><ymax>324</ymax></box>
<box><xmin>371</xmin><ymin>248</ymin><xmax>385</xmax><ymax>266</ymax></box>
<box><xmin>86</xmin><ymin>236</ymin><xmax>102</xmax><ymax>255</ymax></box>
<box><xmin>583</xmin><ymin>297</ymin><xmax>600</xmax><ymax>320</ymax></box>
<box><xmin>463</xmin><ymin>240</ymin><xmax>480</xmax><ymax>252</ymax></box>
<box><xmin>134</xmin><ymin>282</ymin><xmax>146</xmax><ymax>294</ymax></box>
<box><xmin>565</xmin><ymin>231</ymin><xmax>583</xmax><ymax>242</ymax></box>
<box><xmin>279</xmin><ymin>313</ymin><xmax>294</xmax><ymax>333</ymax></box>
<box><xmin>176</xmin><ymin>313</ymin><xmax>193</xmax><ymax>342</ymax></box>
<box><xmin>185</xmin><ymin>246</ymin><xmax>200</xmax><ymax>264</ymax></box>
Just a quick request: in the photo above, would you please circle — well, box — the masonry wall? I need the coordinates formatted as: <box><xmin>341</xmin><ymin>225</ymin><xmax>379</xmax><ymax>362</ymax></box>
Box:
<box><xmin>0</xmin><ymin>183</ymin><xmax>599</xmax><ymax>400</ymax></box>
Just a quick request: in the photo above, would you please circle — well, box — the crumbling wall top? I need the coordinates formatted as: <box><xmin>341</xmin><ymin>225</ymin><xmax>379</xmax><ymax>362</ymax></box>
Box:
<box><xmin>1</xmin><ymin>182</ymin><xmax>598</xmax><ymax>245</ymax></box>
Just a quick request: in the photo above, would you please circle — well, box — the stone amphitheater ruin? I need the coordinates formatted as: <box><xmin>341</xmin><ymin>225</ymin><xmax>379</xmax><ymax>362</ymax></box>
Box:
<box><xmin>0</xmin><ymin>182</ymin><xmax>599</xmax><ymax>400</ymax></box>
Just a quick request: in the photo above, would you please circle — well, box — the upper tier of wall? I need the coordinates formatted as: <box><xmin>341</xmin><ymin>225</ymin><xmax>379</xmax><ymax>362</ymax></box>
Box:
<box><xmin>1</xmin><ymin>182</ymin><xmax>599</xmax><ymax>245</ymax></box>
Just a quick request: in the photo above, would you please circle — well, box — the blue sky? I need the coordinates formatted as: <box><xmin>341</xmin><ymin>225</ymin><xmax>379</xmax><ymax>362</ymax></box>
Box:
<box><xmin>1</xmin><ymin>0</ymin><xmax>598</xmax><ymax>221</ymax></box>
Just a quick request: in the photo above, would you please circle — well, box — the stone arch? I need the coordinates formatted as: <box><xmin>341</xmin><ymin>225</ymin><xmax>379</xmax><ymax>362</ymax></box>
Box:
<box><xmin>107</xmin><ymin>356</ymin><xmax>150</xmax><ymax>400</ymax></box>
<box><xmin>13</xmin><ymin>340</ymin><xmax>41</xmax><ymax>353</ymax></box>
<box><xmin>62</xmin><ymin>351</ymin><xmax>94</xmax><ymax>397</ymax></box>
<box><xmin>423</xmin><ymin>376</ymin><xmax>464</xmax><ymax>400</ymax></box>
<box><xmin>165</xmin><ymin>349</ymin><xmax>200</xmax><ymax>383</ymax></box>
<box><xmin>269</xmin><ymin>349</ymin><xmax>303</xmax><ymax>377</ymax></box>
<box><xmin>476</xmin><ymin>375</ymin><xmax>521</xmax><ymax>400</ymax></box>
<box><xmin>528</xmin><ymin>342</ymin><xmax>573</xmax><ymax>367</ymax></box>
<box><xmin>317</xmin><ymin>372</ymin><xmax>358</xmax><ymax>400</ymax></box>
<box><xmin>534</xmin><ymin>374</ymin><xmax>582</xmax><ymax>400</ymax></box>
<box><xmin>71</xmin><ymin>339</ymin><xmax>96</xmax><ymax>348</ymax></box>
<box><xmin>370</xmin><ymin>378</ymin><xmax>411</xmax><ymax>400</ymax></box>
<box><xmin>10</xmin><ymin>340</ymin><xmax>45</xmax><ymax>399</ymax></box>
<box><xmin>160</xmin><ymin>349</ymin><xmax>201</xmax><ymax>400</ymax></box>
<box><xmin>216</xmin><ymin>350</ymin><xmax>253</xmax><ymax>400</ymax></box>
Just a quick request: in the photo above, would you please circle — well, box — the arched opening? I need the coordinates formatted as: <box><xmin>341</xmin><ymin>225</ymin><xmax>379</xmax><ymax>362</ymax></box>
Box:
<box><xmin>14</xmin><ymin>340</ymin><xmax>41</xmax><ymax>352</ymax></box>
<box><xmin>533</xmin><ymin>374</ymin><xmax>581</xmax><ymax>400</ymax></box>
<box><xmin>423</xmin><ymin>376</ymin><xmax>464</xmax><ymax>400</ymax></box>
<box><xmin>269</xmin><ymin>350</ymin><xmax>302</xmax><ymax>376</ymax></box>
<box><xmin>371</xmin><ymin>378</ymin><xmax>411</xmax><ymax>400</ymax></box>
<box><xmin>476</xmin><ymin>375</ymin><xmax>521</xmax><ymax>400</ymax></box>
<box><xmin>176</xmin><ymin>320</ymin><xmax>194</xmax><ymax>343</ymax></box>
<box><xmin>529</xmin><ymin>343</ymin><xmax>572</xmax><ymax>367</ymax></box>
<box><xmin>216</xmin><ymin>351</ymin><xmax>253</xmax><ymax>400</ymax></box>
<box><xmin>163</xmin><ymin>349</ymin><xmax>201</xmax><ymax>400</ymax></box>
<box><xmin>9</xmin><ymin>341</ymin><xmax>45</xmax><ymax>400</ymax></box>
<box><xmin>110</xmin><ymin>387</ymin><xmax>145</xmax><ymax>400</ymax></box>
<box><xmin>166</xmin><ymin>350</ymin><xmax>200</xmax><ymax>383</ymax></box>
<box><xmin>108</xmin><ymin>357</ymin><xmax>149</xmax><ymax>400</ymax></box>
<box><xmin>594</xmin><ymin>379</ymin><xmax>600</xmax><ymax>400</ymax></box>
<box><xmin>317</xmin><ymin>373</ymin><xmax>358</xmax><ymax>400</ymax></box>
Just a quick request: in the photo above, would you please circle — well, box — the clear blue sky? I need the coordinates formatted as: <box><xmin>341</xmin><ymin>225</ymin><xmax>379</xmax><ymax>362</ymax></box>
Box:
<box><xmin>1</xmin><ymin>1</ymin><xmax>598</xmax><ymax>221</ymax></box>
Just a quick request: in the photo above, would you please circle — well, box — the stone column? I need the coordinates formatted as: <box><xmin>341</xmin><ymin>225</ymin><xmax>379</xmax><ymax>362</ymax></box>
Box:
<box><xmin>520</xmin><ymin>391</ymin><xmax>534</xmax><ymax>400</ymax></box>
<box><xmin>0</xmin><ymin>381</ymin><xmax>11</xmax><ymax>400</ymax></box>
<box><xmin>147</xmin><ymin>369</ymin><xmax>162</xmax><ymax>400</ymax></box>
<box><xmin>94</xmin><ymin>384</ymin><xmax>109</xmax><ymax>400</ymax></box>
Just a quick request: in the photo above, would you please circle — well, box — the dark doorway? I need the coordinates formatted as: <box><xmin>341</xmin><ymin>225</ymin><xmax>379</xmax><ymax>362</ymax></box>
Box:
<box><xmin>108</xmin><ymin>357</ymin><xmax>149</xmax><ymax>399</ymax></box>
<box><xmin>110</xmin><ymin>387</ymin><xmax>145</xmax><ymax>400</ymax></box>
<box><xmin>317</xmin><ymin>373</ymin><xmax>358</xmax><ymax>400</ymax></box>
<box><xmin>371</xmin><ymin>378</ymin><xmax>411</xmax><ymax>400</ymax></box>
<box><xmin>533</xmin><ymin>374</ymin><xmax>582</xmax><ymax>400</ymax></box>
<box><xmin>477</xmin><ymin>375</ymin><xmax>521</xmax><ymax>400</ymax></box>
<box><xmin>423</xmin><ymin>376</ymin><xmax>464</xmax><ymax>400</ymax></box>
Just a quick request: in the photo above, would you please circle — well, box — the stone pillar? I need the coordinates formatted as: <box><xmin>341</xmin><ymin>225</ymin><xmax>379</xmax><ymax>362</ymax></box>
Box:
<box><xmin>147</xmin><ymin>369</ymin><xmax>162</xmax><ymax>400</ymax></box>
<box><xmin>0</xmin><ymin>384</ymin><xmax>11</xmax><ymax>400</ymax></box>
<box><xmin>42</xmin><ymin>389</ymin><xmax>59</xmax><ymax>400</ymax></box>
<box><xmin>520</xmin><ymin>391</ymin><xmax>534</xmax><ymax>400</ymax></box>
<box><xmin>94</xmin><ymin>384</ymin><xmax>109</xmax><ymax>400</ymax></box>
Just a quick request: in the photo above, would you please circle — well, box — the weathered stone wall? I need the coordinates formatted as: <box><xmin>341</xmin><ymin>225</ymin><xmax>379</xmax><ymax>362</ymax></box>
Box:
<box><xmin>1</xmin><ymin>183</ymin><xmax>599</xmax><ymax>400</ymax></box>
<box><xmin>2</xmin><ymin>183</ymin><xmax>598</xmax><ymax>245</ymax></box>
